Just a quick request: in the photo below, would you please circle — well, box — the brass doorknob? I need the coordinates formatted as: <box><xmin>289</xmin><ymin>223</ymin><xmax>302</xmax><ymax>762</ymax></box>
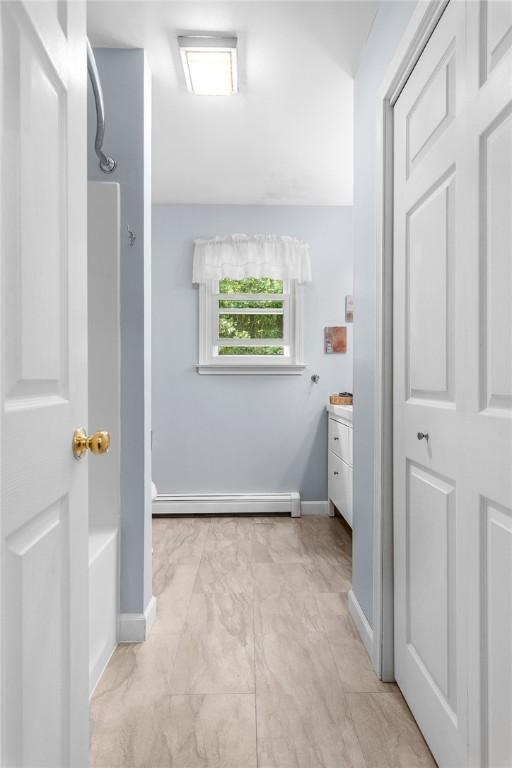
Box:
<box><xmin>73</xmin><ymin>428</ymin><xmax>111</xmax><ymax>459</ymax></box>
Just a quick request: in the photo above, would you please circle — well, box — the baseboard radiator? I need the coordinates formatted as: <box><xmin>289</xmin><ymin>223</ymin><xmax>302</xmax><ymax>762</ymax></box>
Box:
<box><xmin>153</xmin><ymin>492</ymin><xmax>301</xmax><ymax>517</ymax></box>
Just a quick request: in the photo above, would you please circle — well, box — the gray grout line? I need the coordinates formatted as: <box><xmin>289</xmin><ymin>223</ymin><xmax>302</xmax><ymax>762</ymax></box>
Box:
<box><xmin>251</xmin><ymin>521</ymin><xmax>260</xmax><ymax>768</ymax></box>
<box><xmin>312</xmin><ymin>548</ymin><xmax>372</xmax><ymax>768</ymax></box>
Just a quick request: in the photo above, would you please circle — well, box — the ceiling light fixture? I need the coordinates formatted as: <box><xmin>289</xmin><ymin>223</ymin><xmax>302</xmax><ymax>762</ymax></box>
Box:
<box><xmin>178</xmin><ymin>35</ymin><xmax>238</xmax><ymax>96</ymax></box>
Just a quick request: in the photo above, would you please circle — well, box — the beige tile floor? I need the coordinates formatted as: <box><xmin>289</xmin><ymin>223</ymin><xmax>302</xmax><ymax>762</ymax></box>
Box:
<box><xmin>91</xmin><ymin>515</ymin><xmax>437</xmax><ymax>768</ymax></box>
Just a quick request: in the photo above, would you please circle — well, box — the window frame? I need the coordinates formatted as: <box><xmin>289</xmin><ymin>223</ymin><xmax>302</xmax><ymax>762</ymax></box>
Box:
<box><xmin>197</xmin><ymin>278</ymin><xmax>306</xmax><ymax>375</ymax></box>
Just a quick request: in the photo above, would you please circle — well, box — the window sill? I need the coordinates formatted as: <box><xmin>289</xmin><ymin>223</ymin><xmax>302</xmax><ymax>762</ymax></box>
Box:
<box><xmin>196</xmin><ymin>363</ymin><xmax>307</xmax><ymax>375</ymax></box>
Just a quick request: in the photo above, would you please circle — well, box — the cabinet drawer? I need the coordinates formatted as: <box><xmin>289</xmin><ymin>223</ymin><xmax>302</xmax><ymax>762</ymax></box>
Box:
<box><xmin>329</xmin><ymin>417</ymin><xmax>353</xmax><ymax>466</ymax></box>
<box><xmin>328</xmin><ymin>450</ymin><xmax>353</xmax><ymax>527</ymax></box>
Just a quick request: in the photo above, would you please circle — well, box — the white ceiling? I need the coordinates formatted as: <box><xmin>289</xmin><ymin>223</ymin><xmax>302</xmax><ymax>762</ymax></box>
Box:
<box><xmin>87</xmin><ymin>1</ymin><xmax>378</xmax><ymax>205</ymax></box>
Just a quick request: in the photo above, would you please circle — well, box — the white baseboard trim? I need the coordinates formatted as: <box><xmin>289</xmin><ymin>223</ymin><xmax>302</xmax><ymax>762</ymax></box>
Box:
<box><xmin>300</xmin><ymin>500</ymin><xmax>329</xmax><ymax>516</ymax></box>
<box><xmin>153</xmin><ymin>492</ymin><xmax>301</xmax><ymax>517</ymax></box>
<box><xmin>348</xmin><ymin>589</ymin><xmax>374</xmax><ymax>662</ymax></box>
<box><xmin>118</xmin><ymin>595</ymin><xmax>157</xmax><ymax>642</ymax></box>
<box><xmin>89</xmin><ymin>643</ymin><xmax>117</xmax><ymax>699</ymax></box>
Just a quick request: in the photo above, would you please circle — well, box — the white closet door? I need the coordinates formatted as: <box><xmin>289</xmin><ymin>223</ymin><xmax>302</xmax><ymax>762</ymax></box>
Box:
<box><xmin>0</xmin><ymin>1</ymin><xmax>89</xmax><ymax>765</ymax></box>
<box><xmin>393</xmin><ymin>1</ymin><xmax>512</xmax><ymax>766</ymax></box>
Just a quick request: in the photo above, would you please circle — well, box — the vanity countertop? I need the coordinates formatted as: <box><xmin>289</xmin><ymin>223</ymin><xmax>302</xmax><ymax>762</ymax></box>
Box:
<box><xmin>326</xmin><ymin>403</ymin><xmax>353</xmax><ymax>423</ymax></box>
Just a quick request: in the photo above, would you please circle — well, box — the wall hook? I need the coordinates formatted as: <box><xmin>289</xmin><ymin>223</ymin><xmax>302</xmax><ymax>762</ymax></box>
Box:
<box><xmin>127</xmin><ymin>226</ymin><xmax>136</xmax><ymax>247</ymax></box>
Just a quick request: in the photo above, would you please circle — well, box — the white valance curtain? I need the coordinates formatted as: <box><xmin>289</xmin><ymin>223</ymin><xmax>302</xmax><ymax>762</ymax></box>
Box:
<box><xmin>192</xmin><ymin>234</ymin><xmax>312</xmax><ymax>284</ymax></box>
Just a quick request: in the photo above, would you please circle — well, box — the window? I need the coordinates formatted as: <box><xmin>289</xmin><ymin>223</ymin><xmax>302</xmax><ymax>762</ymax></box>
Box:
<box><xmin>198</xmin><ymin>276</ymin><xmax>305</xmax><ymax>374</ymax></box>
<box><xmin>193</xmin><ymin>233</ymin><xmax>311</xmax><ymax>373</ymax></box>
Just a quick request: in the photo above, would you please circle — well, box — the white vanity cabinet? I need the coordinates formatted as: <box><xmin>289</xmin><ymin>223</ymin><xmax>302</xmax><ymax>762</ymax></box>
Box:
<box><xmin>327</xmin><ymin>405</ymin><xmax>353</xmax><ymax>527</ymax></box>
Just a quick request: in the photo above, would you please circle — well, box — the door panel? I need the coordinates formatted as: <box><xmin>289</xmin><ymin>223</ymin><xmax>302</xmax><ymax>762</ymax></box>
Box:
<box><xmin>394</xmin><ymin>2</ymin><xmax>512</xmax><ymax>766</ymax></box>
<box><xmin>394</xmin><ymin>3</ymin><xmax>467</xmax><ymax>766</ymax></box>
<box><xmin>1</xmin><ymin>1</ymin><xmax>88</xmax><ymax>766</ymax></box>
<box><xmin>3</xmin><ymin>7</ymin><xmax>68</xmax><ymax>402</ymax></box>
<box><xmin>406</xmin><ymin>172</ymin><xmax>455</xmax><ymax>402</ymax></box>
<box><xmin>406</xmin><ymin>464</ymin><xmax>456</xmax><ymax>713</ymax></box>
<box><xmin>481</xmin><ymin>0</ymin><xmax>512</xmax><ymax>80</ymax></box>
<box><xmin>472</xmin><ymin>6</ymin><xmax>512</xmax><ymax>761</ymax></box>
<box><xmin>406</xmin><ymin>41</ymin><xmax>455</xmax><ymax>176</ymax></box>
<box><xmin>483</xmin><ymin>499</ymin><xmax>512</xmax><ymax>768</ymax></box>
<box><xmin>5</xmin><ymin>501</ymin><xmax>68</xmax><ymax>768</ymax></box>
<box><xmin>481</xmin><ymin>104</ymin><xmax>512</xmax><ymax>412</ymax></box>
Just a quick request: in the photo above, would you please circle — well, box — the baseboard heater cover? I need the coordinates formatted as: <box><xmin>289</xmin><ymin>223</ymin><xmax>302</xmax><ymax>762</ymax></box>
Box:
<box><xmin>153</xmin><ymin>492</ymin><xmax>301</xmax><ymax>517</ymax></box>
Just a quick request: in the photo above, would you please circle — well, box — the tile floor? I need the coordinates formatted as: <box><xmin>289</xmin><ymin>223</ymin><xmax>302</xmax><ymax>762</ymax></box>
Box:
<box><xmin>90</xmin><ymin>515</ymin><xmax>437</xmax><ymax>768</ymax></box>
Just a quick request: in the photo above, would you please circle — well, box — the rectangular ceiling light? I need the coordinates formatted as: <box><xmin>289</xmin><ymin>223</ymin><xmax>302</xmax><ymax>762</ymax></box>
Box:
<box><xmin>178</xmin><ymin>35</ymin><xmax>238</xmax><ymax>96</ymax></box>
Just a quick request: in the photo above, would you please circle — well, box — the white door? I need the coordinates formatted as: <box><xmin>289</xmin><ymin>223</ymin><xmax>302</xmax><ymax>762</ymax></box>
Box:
<box><xmin>393</xmin><ymin>1</ymin><xmax>512</xmax><ymax>766</ymax></box>
<box><xmin>1</xmin><ymin>1</ymin><xmax>89</xmax><ymax>766</ymax></box>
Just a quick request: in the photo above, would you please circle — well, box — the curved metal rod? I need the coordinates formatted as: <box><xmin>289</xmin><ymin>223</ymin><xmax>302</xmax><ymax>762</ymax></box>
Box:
<box><xmin>87</xmin><ymin>39</ymin><xmax>116</xmax><ymax>174</ymax></box>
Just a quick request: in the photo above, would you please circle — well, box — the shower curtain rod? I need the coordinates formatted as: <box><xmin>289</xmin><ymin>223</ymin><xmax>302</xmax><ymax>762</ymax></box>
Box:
<box><xmin>87</xmin><ymin>39</ymin><xmax>116</xmax><ymax>174</ymax></box>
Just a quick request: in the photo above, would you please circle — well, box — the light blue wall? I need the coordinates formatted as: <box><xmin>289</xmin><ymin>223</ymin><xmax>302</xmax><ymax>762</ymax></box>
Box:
<box><xmin>152</xmin><ymin>205</ymin><xmax>353</xmax><ymax>501</ymax></box>
<box><xmin>352</xmin><ymin>1</ymin><xmax>417</xmax><ymax>625</ymax></box>
<box><xmin>88</xmin><ymin>49</ymin><xmax>153</xmax><ymax>615</ymax></box>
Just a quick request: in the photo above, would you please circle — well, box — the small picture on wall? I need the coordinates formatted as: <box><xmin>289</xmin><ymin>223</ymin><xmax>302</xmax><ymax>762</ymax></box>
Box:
<box><xmin>345</xmin><ymin>295</ymin><xmax>354</xmax><ymax>323</ymax></box>
<box><xmin>324</xmin><ymin>326</ymin><xmax>347</xmax><ymax>354</ymax></box>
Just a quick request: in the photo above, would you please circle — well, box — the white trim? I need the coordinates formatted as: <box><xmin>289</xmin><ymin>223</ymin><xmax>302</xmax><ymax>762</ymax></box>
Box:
<box><xmin>153</xmin><ymin>492</ymin><xmax>301</xmax><ymax>516</ymax></box>
<box><xmin>294</xmin><ymin>283</ymin><xmax>305</xmax><ymax>362</ymax></box>
<box><xmin>300</xmin><ymin>500</ymin><xmax>330</xmax><ymax>516</ymax></box>
<box><xmin>213</xmin><ymin>338</ymin><xmax>287</xmax><ymax>347</ymax></box>
<box><xmin>198</xmin><ymin>283</ymin><xmax>210</xmax><ymax>366</ymax></box>
<box><xmin>373</xmin><ymin>0</ymin><xmax>449</xmax><ymax>682</ymax></box>
<box><xmin>218</xmin><ymin>307</ymin><xmax>284</xmax><ymax>315</ymax></box>
<box><xmin>348</xmin><ymin>589</ymin><xmax>374</xmax><ymax>661</ymax></box>
<box><xmin>89</xmin><ymin>643</ymin><xmax>117</xmax><ymax>700</ymax></box>
<box><xmin>118</xmin><ymin>595</ymin><xmax>157</xmax><ymax>643</ymax></box>
<box><xmin>212</xmin><ymin>292</ymin><xmax>284</xmax><ymax>302</ymax></box>
<box><xmin>88</xmin><ymin>526</ymin><xmax>119</xmax><ymax>696</ymax></box>
<box><xmin>197</xmin><ymin>363</ymin><xmax>306</xmax><ymax>375</ymax></box>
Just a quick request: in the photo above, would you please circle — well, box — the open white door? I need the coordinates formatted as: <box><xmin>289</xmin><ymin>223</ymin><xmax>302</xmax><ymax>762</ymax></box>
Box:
<box><xmin>1</xmin><ymin>1</ymin><xmax>90</xmax><ymax>765</ymax></box>
<box><xmin>393</xmin><ymin>1</ymin><xmax>512</xmax><ymax>766</ymax></box>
